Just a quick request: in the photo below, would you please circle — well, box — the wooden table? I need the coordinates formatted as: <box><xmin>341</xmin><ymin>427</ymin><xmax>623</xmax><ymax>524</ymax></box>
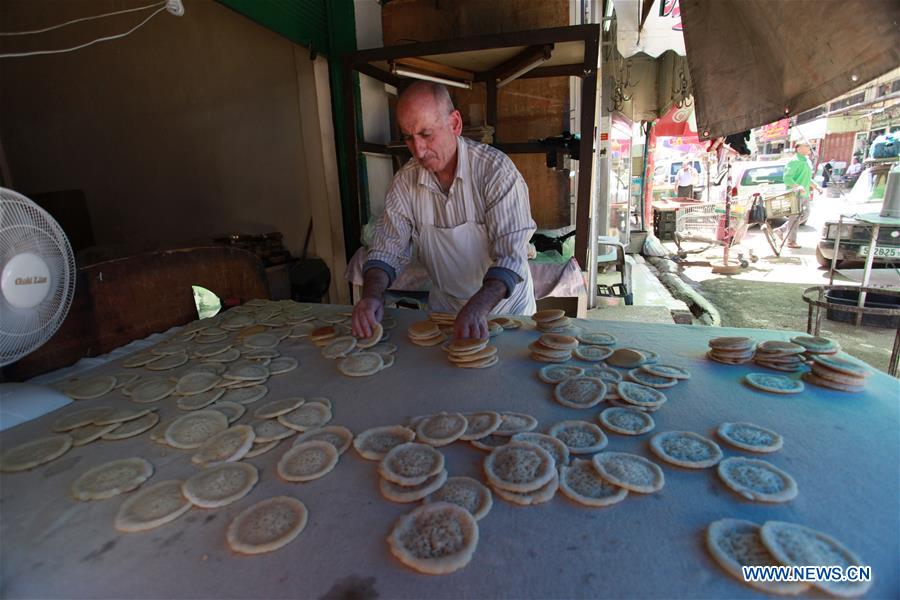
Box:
<box><xmin>1</xmin><ymin>304</ymin><xmax>897</xmax><ymax>598</ymax></box>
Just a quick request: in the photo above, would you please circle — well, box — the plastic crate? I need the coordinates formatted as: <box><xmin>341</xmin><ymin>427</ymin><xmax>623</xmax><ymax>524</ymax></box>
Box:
<box><xmin>763</xmin><ymin>191</ymin><xmax>799</xmax><ymax>219</ymax></box>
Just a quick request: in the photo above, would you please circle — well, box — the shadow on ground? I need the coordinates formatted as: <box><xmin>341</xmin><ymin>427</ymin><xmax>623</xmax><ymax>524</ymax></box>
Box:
<box><xmin>694</xmin><ymin>277</ymin><xmax>894</xmax><ymax>375</ymax></box>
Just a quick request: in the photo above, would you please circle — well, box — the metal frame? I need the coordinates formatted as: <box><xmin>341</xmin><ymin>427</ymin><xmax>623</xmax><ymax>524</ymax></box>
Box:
<box><xmin>802</xmin><ymin>285</ymin><xmax>900</xmax><ymax>377</ymax></box>
<box><xmin>342</xmin><ymin>25</ymin><xmax>601</xmax><ymax>267</ymax></box>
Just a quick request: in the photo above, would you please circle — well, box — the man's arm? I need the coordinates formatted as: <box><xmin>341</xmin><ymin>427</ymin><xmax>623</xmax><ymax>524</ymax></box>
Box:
<box><xmin>454</xmin><ymin>154</ymin><xmax>536</xmax><ymax>338</ymax></box>
<box><xmin>783</xmin><ymin>159</ymin><xmax>802</xmax><ymax>189</ymax></box>
<box><xmin>351</xmin><ymin>176</ymin><xmax>414</xmax><ymax>337</ymax></box>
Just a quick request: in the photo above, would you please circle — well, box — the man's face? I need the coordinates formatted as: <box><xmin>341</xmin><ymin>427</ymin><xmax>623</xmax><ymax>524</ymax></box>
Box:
<box><xmin>397</xmin><ymin>94</ymin><xmax>462</xmax><ymax>174</ymax></box>
<box><xmin>796</xmin><ymin>144</ymin><xmax>811</xmax><ymax>156</ymax></box>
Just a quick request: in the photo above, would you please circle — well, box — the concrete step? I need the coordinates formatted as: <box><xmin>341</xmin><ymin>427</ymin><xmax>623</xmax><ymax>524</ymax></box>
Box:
<box><xmin>589</xmin><ymin>254</ymin><xmax>691</xmax><ymax>323</ymax></box>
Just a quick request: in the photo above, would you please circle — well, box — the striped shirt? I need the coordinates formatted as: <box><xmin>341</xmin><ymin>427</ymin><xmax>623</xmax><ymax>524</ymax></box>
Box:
<box><xmin>364</xmin><ymin>136</ymin><xmax>536</xmax><ymax>296</ymax></box>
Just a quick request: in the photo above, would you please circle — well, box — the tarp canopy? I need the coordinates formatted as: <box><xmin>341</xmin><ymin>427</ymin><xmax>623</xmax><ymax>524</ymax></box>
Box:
<box><xmin>614</xmin><ymin>0</ymin><xmax>685</xmax><ymax>58</ymax></box>
<box><xmin>680</xmin><ymin>0</ymin><xmax>900</xmax><ymax>140</ymax></box>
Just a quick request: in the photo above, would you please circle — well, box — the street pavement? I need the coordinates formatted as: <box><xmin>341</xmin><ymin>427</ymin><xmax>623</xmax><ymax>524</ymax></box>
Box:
<box><xmin>668</xmin><ymin>191</ymin><xmax>896</xmax><ymax>374</ymax></box>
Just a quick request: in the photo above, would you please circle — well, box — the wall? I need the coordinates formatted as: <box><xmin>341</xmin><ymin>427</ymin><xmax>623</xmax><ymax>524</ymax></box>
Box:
<box><xmin>355</xmin><ymin>0</ymin><xmax>394</xmax><ymax>227</ymax></box>
<box><xmin>380</xmin><ymin>0</ymin><xmax>573</xmax><ymax>229</ymax></box>
<box><xmin>0</xmin><ymin>0</ymin><xmax>316</xmax><ymax>261</ymax></box>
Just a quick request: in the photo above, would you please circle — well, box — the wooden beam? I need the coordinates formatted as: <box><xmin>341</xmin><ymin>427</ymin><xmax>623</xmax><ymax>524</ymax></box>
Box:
<box><xmin>474</xmin><ymin>63</ymin><xmax>587</xmax><ymax>82</ymax></box>
<box><xmin>493</xmin><ymin>44</ymin><xmax>553</xmax><ymax>87</ymax></box>
<box><xmin>360</xmin><ymin>142</ymin><xmax>410</xmax><ymax>156</ymax></box>
<box><xmin>495</xmin><ymin>142</ymin><xmax>547</xmax><ymax>154</ymax></box>
<box><xmin>353</xmin><ymin>61</ymin><xmax>403</xmax><ymax>88</ymax></box>
<box><xmin>351</xmin><ymin>24</ymin><xmax>599</xmax><ymax>64</ymax></box>
<box><xmin>574</xmin><ymin>29</ymin><xmax>600</xmax><ymax>268</ymax></box>
<box><xmin>521</xmin><ymin>64</ymin><xmax>588</xmax><ymax>79</ymax></box>
<box><xmin>394</xmin><ymin>57</ymin><xmax>474</xmax><ymax>81</ymax></box>
<box><xmin>486</xmin><ymin>78</ymin><xmax>498</xmax><ymax>143</ymax></box>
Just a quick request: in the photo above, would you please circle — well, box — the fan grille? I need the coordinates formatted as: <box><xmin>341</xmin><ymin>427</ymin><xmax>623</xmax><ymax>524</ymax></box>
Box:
<box><xmin>0</xmin><ymin>188</ymin><xmax>76</xmax><ymax>366</ymax></box>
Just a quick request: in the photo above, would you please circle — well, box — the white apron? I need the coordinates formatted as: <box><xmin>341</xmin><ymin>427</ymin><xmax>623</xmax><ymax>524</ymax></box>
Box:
<box><xmin>412</xmin><ymin>179</ymin><xmax>536</xmax><ymax>316</ymax></box>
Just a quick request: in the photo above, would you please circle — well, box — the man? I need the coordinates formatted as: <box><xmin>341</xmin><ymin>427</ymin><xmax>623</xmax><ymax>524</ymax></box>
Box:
<box><xmin>352</xmin><ymin>81</ymin><xmax>536</xmax><ymax>341</ymax></box>
<box><xmin>845</xmin><ymin>156</ymin><xmax>863</xmax><ymax>186</ymax></box>
<box><xmin>675</xmin><ymin>162</ymin><xmax>698</xmax><ymax>198</ymax></box>
<box><xmin>822</xmin><ymin>161</ymin><xmax>833</xmax><ymax>188</ymax></box>
<box><xmin>775</xmin><ymin>142</ymin><xmax>820</xmax><ymax>249</ymax></box>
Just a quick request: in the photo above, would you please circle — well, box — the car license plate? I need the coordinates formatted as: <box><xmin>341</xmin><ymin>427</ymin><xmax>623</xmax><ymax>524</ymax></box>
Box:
<box><xmin>859</xmin><ymin>245</ymin><xmax>899</xmax><ymax>258</ymax></box>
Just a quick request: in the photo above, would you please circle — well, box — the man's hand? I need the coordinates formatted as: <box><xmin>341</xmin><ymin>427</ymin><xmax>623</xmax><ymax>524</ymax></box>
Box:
<box><xmin>454</xmin><ymin>303</ymin><xmax>489</xmax><ymax>340</ymax></box>
<box><xmin>352</xmin><ymin>267</ymin><xmax>390</xmax><ymax>338</ymax></box>
<box><xmin>453</xmin><ymin>279</ymin><xmax>508</xmax><ymax>340</ymax></box>
<box><xmin>352</xmin><ymin>296</ymin><xmax>383</xmax><ymax>338</ymax></box>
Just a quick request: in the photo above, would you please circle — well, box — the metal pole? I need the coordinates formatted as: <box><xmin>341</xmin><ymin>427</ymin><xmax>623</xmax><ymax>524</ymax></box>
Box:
<box><xmin>590</xmin><ymin>154</ymin><xmax>610</xmax><ymax>309</ymax></box>
<box><xmin>828</xmin><ymin>214</ymin><xmax>844</xmax><ymax>286</ymax></box>
<box><xmin>814</xmin><ymin>287</ymin><xmax>825</xmax><ymax>335</ymax></box>
<box><xmin>891</xmin><ymin>325</ymin><xmax>899</xmax><ymax>378</ymax></box>
<box><xmin>855</xmin><ymin>222</ymin><xmax>880</xmax><ymax>326</ymax></box>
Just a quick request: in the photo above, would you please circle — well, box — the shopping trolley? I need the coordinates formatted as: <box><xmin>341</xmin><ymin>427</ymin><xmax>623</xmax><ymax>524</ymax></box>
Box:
<box><xmin>673</xmin><ymin>201</ymin><xmax>757</xmax><ymax>268</ymax></box>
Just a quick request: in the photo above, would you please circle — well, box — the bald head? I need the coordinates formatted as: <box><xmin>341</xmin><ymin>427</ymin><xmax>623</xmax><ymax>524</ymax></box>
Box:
<box><xmin>396</xmin><ymin>81</ymin><xmax>463</xmax><ymax>177</ymax></box>
<box><xmin>397</xmin><ymin>81</ymin><xmax>455</xmax><ymax>117</ymax></box>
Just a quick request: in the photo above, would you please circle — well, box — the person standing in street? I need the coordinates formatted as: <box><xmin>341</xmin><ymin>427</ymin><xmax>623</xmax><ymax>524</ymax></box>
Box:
<box><xmin>845</xmin><ymin>156</ymin><xmax>863</xmax><ymax>186</ymax></box>
<box><xmin>675</xmin><ymin>161</ymin><xmax>698</xmax><ymax>198</ymax></box>
<box><xmin>776</xmin><ymin>142</ymin><xmax>820</xmax><ymax>249</ymax></box>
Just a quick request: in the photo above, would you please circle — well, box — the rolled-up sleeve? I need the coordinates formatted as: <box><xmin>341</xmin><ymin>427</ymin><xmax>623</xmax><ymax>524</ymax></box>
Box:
<box><xmin>364</xmin><ymin>177</ymin><xmax>414</xmax><ymax>286</ymax></box>
<box><xmin>483</xmin><ymin>160</ymin><xmax>536</xmax><ymax>288</ymax></box>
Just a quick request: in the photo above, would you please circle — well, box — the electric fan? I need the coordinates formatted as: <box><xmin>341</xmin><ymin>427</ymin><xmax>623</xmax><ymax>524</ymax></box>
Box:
<box><xmin>1</xmin><ymin>187</ymin><xmax>78</xmax><ymax>431</ymax></box>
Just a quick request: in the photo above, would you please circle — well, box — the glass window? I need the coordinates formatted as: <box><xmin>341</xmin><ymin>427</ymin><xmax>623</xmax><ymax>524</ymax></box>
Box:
<box><xmin>740</xmin><ymin>166</ymin><xmax>784</xmax><ymax>186</ymax></box>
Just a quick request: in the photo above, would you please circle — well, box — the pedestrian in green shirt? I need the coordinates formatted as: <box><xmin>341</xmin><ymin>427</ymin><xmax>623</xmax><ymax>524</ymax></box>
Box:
<box><xmin>776</xmin><ymin>142</ymin><xmax>820</xmax><ymax>248</ymax></box>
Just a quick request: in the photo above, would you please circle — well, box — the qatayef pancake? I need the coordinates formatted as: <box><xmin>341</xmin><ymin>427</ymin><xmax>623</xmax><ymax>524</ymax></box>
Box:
<box><xmin>511</xmin><ymin>432</ymin><xmax>569</xmax><ymax>466</ymax></box>
<box><xmin>717</xmin><ymin>457</ymin><xmax>797</xmax><ymax>503</ymax></box>
<box><xmin>353</xmin><ymin>425</ymin><xmax>415</xmax><ymax>460</ymax></box>
<box><xmin>459</xmin><ymin>412</ymin><xmax>501</xmax><ymax>440</ymax></box>
<box><xmin>553</xmin><ymin>377</ymin><xmax>606</xmax><ymax>409</ymax></box>
<box><xmin>597</xmin><ymin>407</ymin><xmax>655</xmax><ymax>436</ymax></box>
<box><xmin>52</xmin><ymin>407</ymin><xmax>112</xmax><ymax>433</ymax></box>
<box><xmin>716</xmin><ymin>422</ymin><xmax>783</xmax><ymax>453</ymax></box>
<box><xmin>548</xmin><ymin>420</ymin><xmax>608</xmax><ymax>454</ymax></box>
<box><xmin>483</xmin><ymin>442</ymin><xmax>554</xmax><ymax>493</ymax></box>
<box><xmin>101</xmin><ymin>412</ymin><xmax>160</xmax><ymax>440</ymax></box>
<box><xmin>493</xmin><ymin>412</ymin><xmax>537</xmax><ymax>437</ymax></box>
<box><xmin>338</xmin><ymin>352</ymin><xmax>383</xmax><ymax>377</ymax></box>
<box><xmin>491</xmin><ymin>470</ymin><xmax>559</xmax><ymax>506</ymax></box>
<box><xmin>191</xmin><ymin>425</ymin><xmax>255</xmax><ymax>466</ymax></box>
<box><xmin>380</xmin><ymin>469</ymin><xmax>448</xmax><ymax>503</ymax></box>
<box><xmin>182</xmin><ymin>462</ymin><xmax>259</xmax><ymax>508</ymax></box>
<box><xmin>387</xmin><ymin>502</ymin><xmax>479</xmax><ymax>575</ymax></box>
<box><xmin>426</xmin><ymin>476</ymin><xmax>492</xmax><ymax>520</ymax></box>
<box><xmin>115</xmin><ymin>480</ymin><xmax>191</xmax><ymax>532</ymax></box>
<box><xmin>226</xmin><ymin>496</ymin><xmax>308</xmax><ymax>555</ymax></box>
<box><xmin>706</xmin><ymin>519</ymin><xmax>810</xmax><ymax>596</ymax></box>
<box><xmin>591</xmin><ymin>452</ymin><xmax>664</xmax><ymax>493</ymax></box>
<box><xmin>277</xmin><ymin>441</ymin><xmax>339</xmax><ymax>482</ymax></box>
<box><xmin>164</xmin><ymin>410</ymin><xmax>229</xmax><ymax>449</ymax></box>
<box><xmin>379</xmin><ymin>443</ymin><xmax>444</xmax><ymax>486</ymax></box>
<box><xmin>65</xmin><ymin>376</ymin><xmax>117</xmax><ymax>400</ymax></box>
<box><xmin>415</xmin><ymin>413</ymin><xmax>467</xmax><ymax>446</ymax></box>
<box><xmin>650</xmin><ymin>431</ymin><xmax>723</xmax><ymax>469</ymax></box>
<box><xmin>291</xmin><ymin>426</ymin><xmax>353</xmax><ymax>455</ymax></box>
<box><xmin>760</xmin><ymin>521</ymin><xmax>871</xmax><ymax>597</ymax></box>
<box><xmin>559</xmin><ymin>459</ymin><xmax>628</xmax><ymax>507</ymax></box>
<box><xmin>71</xmin><ymin>458</ymin><xmax>154</xmax><ymax>501</ymax></box>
